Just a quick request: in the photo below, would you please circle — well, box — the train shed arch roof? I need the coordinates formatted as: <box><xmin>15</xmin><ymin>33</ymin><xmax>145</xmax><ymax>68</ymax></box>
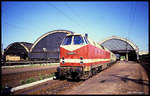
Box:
<box><xmin>5</xmin><ymin>42</ymin><xmax>33</xmax><ymax>53</ymax></box>
<box><xmin>4</xmin><ymin>42</ymin><xmax>33</xmax><ymax>60</ymax></box>
<box><xmin>30</xmin><ymin>30</ymin><xmax>73</xmax><ymax>52</ymax></box>
<box><xmin>98</xmin><ymin>36</ymin><xmax>139</xmax><ymax>53</ymax></box>
<box><xmin>29</xmin><ymin>30</ymin><xmax>74</xmax><ymax>60</ymax></box>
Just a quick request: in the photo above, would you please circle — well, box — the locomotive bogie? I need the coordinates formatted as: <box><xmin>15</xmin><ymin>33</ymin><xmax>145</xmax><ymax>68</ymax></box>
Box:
<box><xmin>56</xmin><ymin>66</ymin><xmax>83</xmax><ymax>80</ymax></box>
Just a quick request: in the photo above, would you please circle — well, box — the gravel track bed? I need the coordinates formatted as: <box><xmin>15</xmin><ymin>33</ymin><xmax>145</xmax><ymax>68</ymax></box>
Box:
<box><xmin>13</xmin><ymin>79</ymin><xmax>83</xmax><ymax>95</ymax></box>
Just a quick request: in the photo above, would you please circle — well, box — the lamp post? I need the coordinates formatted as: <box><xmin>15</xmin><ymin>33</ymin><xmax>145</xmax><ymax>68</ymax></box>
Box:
<box><xmin>43</xmin><ymin>48</ymin><xmax>47</xmax><ymax>64</ymax></box>
<box><xmin>125</xmin><ymin>38</ymin><xmax>128</xmax><ymax>61</ymax></box>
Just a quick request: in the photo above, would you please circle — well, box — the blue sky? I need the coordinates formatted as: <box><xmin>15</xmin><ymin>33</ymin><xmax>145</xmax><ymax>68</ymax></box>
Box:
<box><xmin>2</xmin><ymin>1</ymin><xmax>149</xmax><ymax>52</ymax></box>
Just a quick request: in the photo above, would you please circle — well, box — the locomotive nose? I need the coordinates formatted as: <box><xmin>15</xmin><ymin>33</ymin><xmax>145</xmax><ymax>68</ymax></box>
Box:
<box><xmin>60</xmin><ymin>57</ymin><xmax>84</xmax><ymax>64</ymax></box>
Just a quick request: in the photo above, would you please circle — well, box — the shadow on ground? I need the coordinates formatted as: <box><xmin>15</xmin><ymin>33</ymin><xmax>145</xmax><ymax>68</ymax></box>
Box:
<box><xmin>99</xmin><ymin>74</ymin><xmax>149</xmax><ymax>86</ymax></box>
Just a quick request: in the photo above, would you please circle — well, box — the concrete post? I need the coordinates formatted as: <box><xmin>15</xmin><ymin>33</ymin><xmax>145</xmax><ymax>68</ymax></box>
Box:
<box><xmin>126</xmin><ymin>53</ymin><xmax>128</xmax><ymax>61</ymax></box>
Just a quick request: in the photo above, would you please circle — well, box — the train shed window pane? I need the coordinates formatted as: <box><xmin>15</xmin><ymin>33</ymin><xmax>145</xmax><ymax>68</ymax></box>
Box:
<box><xmin>74</xmin><ymin>35</ymin><xmax>84</xmax><ymax>45</ymax></box>
<box><xmin>62</xmin><ymin>36</ymin><xmax>72</xmax><ymax>45</ymax></box>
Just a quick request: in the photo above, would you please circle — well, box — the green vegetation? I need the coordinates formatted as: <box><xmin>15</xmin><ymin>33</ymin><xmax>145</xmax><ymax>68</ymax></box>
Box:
<box><xmin>48</xmin><ymin>73</ymin><xmax>55</xmax><ymax>77</ymax></box>
<box><xmin>26</xmin><ymin>78</ymin><xmax>36</xmax><ymax>84</ymax></box>
<box><xmin>39</xmin><ymin>73</ymin><xmax>55</xmax><ymax>80</ymax></box>
<box><xmin>20</xmin><ymin>73</ymin><xmax>55</xmax><ymax>85</ymax></box>
<box><xmin>39</xmin><ymin>74</ymin><xmax>45</xmax><ymax>80</ymax></box>
<box><xmin>20</xmin><ymin>80</ymin><xmax>25</xmax><ymax>85</ymax></box>
<box><xmin>120</xmin><ymin>56</ymin><xmax>126</xmax><ymax>60</ymax></box>
<box><xmin>20</xmin><ymin>78</ymin><xmax>36</xmax><ymax>85</ymax></box>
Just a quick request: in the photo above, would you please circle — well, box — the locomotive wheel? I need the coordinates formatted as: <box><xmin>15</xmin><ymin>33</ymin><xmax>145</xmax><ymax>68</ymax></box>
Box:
<box><xmin>59</xmin><ymin>75</ymin><xmax>65</xmax><ymax>80</ymax></box>
<box><xmin>92</xmin><ymin>68</ymin><xmax>96</xmax><ymax>75</ymax></box>
<box><xmin>83</xmin><ymin>71</ymin><xmax>92</xmax><ymax>80</ymax></box>
<box><xmin>89</xmin><ymin>70</ymin><xmax>92</xmax><ymax>78</ymax></box>
<box><xmin>71</xmin><ymin>72</ymin><xmax>80</xmax><ymax>80</ymax></box>
<box><xmin>56</xmin><ymin>71</ymin><xmax>65</xmax><ymax>80</ymax></box>
<box><xmin>98</xmin><ymin>66</ymin><xmax>102</xmax><ymax>73</ymax></box>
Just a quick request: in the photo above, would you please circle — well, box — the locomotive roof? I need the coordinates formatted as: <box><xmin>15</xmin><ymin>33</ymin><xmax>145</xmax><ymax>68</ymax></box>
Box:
<box><xmin>66</xmin><ymin>33</ymin><xmax>82</xmax><ymax>36</ymax></box>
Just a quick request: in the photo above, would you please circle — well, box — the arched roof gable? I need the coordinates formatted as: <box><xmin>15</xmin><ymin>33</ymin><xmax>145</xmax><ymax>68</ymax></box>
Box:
<box><xmin>30</xmin><ymin>30</ymin><xmax>73</xmax><ymax>52</ymax></box>
<box><xmin>98</xmin><ymin>36</ymin><xmax>139</xmax><ymax>53</ymax></box>
<box><xmin>5</xmin><ymin>42</ymin><xmax>30</xmax><ymax>53</ymax></box>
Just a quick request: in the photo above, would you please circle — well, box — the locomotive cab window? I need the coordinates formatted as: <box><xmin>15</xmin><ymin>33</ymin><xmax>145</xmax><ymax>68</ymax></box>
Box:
<box><xmin>62</xmin><ymin>36</ymin><xmax>72</xmax><ymax>45</ymax></box>
<box><xmin>74</xmin><ymin>35</ymin><xmax>84</xmax><ymax>45</ymax></box>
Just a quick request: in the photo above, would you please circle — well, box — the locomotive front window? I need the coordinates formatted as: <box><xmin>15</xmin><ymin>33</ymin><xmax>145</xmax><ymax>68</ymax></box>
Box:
<box><xmin>74</xmin><ymin>35</ymin><xmax>84</xmax><ymax>45</ymax></box>
<box><xmin>62</xmin><ymin>36</ymin><xmax>72</xmax><ymax>45</ymax></box>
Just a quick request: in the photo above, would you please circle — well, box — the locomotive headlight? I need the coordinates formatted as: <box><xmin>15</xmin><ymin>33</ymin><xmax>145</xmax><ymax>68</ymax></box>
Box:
<box><xmin>80</xmin><ymin>61</ymin><xmax>83</xmax><ymax>64</ymax></box>
<box><xmin>80</xmin><ymin>57</ymin><xmax>83</xmax><ymax>60</ymax></box>
<box><xmin>62</xmin><ymin>57</ymin><xmax>64</xmax><ymax>60</ymax></box>
<box><xmin>62</xmin><ymin>57</ymin><xmax>65</xmax><ymax>64</ymax></box>
<box><xmin>80</xmin><ymin>57</ymin><xmax>83</xmax><ymax>64</ymax></box>
<box><xmin>62</xmin><ymin>61</ymin><xmax>65</xmax><ymax>64</ymax></box>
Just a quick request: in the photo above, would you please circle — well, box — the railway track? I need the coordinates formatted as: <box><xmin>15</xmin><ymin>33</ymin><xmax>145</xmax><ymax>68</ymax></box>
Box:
<box><xmin>2</xmin><ymin>61</ymin><xmax>117</xmax><ymax>95</ymax></box>
<box><xmin>2</xmin><ymin>65</ymin><xmax>57</xmax><ymax>88</ymax></box>
<box><xmin>11</xmin><ymin>62</ymin><xmax>117</xmax><ymax>95</ymax></box>
<box><xmin>13</xmin><ymin>79</ymin><xmax>83</xmax><ymax>95</ymax></box>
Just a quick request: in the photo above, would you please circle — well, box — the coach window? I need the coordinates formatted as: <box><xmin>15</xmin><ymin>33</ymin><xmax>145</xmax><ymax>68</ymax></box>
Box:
<box><xmin>74</xmin><ymin>35</ymin><xmax>84</xmax><ymax>45</ymax></box>
<box><xmin>62</xmin><ymin>36</ymin><xmax>72</xmax><ymax>45</ymax></box>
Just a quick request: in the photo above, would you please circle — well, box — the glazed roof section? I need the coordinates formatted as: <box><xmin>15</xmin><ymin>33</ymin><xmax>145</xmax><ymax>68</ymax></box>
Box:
<box><xmin>30</xmin><ymin>30</ymin><xmax>74</xmax><ymax>52</ymax></box>
<box><xmin>5</xmin><ymin>42</ymin><xmax>33</xmax><ymax>54</ymax></box>
<box><xmin>101</xmin><ymin>39</ymin><xmax>134</xmax><ymax>51</ymax></box>
<box><xmin>98</xmin><ymin>36</ymin><xmax>139</xmax><ymax>53</ymax></box>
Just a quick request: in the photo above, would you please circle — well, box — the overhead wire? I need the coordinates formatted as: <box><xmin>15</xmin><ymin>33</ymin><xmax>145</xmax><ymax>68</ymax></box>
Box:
<box><xmin>64</xmin><ymin>2</ymin><xmax>89</xmax><ymax>33</ymax></box>
<box><xmin>4</xmin><ymin>22</ymin><xmax>26</xmax><ymax>29</ymax></box>
<box><xmin>127</xmin><ymin>3</ymin><xmax>136</xmax><ymax>39</ymax></box>
<box><xmin>2</xmin><ymin>12</ymin><xmax>29</xmax><ymax>31</ymax></box>
<box><xmin>126</xmin><ymin>2</ymin><xmax>136</xmax><ymax>56</ymax></box>
<box><xmin>47</xmin><ymin>2</ymin><xmax>88</xmax><ymax>33</ymax></box>
<box><xmin>2</xmin><ymin>6</ymin><xmax>47</xmax><ymax>34</ymax></box>
<box><xmin>47</xmin><ymin>3</ymin><xmax>78</xmax><ymax>24</ymax></box>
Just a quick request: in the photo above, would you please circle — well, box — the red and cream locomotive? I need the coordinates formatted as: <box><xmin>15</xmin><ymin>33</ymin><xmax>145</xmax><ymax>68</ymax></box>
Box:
<box><xmin>55</xmin><ymin>33</ymin><xmax>116</xmax><ymax>80</ymax></box>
